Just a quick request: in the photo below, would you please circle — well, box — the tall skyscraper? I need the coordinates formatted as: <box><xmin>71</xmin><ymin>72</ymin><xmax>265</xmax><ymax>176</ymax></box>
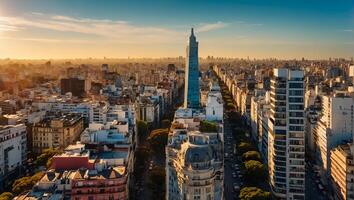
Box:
<box><xmin>268</xmin><ymin>68</ymin><xmax>305</xmax><ymax>199</ymax></box>
<box><xmin>184</xmin><ymin>28</ymin><xmax>200</xmax><ymax>109</ymax></box>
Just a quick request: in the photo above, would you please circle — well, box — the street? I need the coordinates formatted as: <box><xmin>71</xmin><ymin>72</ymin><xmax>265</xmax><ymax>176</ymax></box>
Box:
<box><xmin>305</xmin><ymin>161</ymin><xmax>329</xmax><ymax>200</ymax></box>
<box><xmin>223</xmin><ymin>111</ymin><xmax>244</xmax><ymax>200</ymax></box>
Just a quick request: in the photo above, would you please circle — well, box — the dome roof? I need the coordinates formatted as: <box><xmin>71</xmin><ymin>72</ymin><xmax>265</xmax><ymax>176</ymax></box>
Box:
<box><xmin>183</xmin><ymin>145</ymin><xmax>213</xmax><ymax>164</ymax></box>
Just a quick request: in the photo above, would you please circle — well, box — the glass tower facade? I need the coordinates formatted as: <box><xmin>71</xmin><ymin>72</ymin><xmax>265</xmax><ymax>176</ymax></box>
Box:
<box><xmin>184</xmin><ymin>28</ymin><xmax>200</xmax><ymax>109</ymax></box>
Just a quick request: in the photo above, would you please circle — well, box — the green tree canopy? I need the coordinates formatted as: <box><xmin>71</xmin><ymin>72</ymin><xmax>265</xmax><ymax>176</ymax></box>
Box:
<box><xmin>35</xmin><ymin>148</ymin><xmax>61</xmax><ymax>167</ymax></box>
<box><xmin>148</xmin><ymin>128</ymin><xmax>169</xmax><ymax>153</ymax></box>
<box><xmin>12</xmin><ymin>172</ymin><xmax>44</xmax><ymax>194</ymax></box>
<box><xmin>0</xmin><ymin>192</ymin><xmax>13</xmax><ymax>200</ymax></box>
<box><xmin>200</xmin><ymin>120</ymin><xmax>218</xmax><ymax>133</ymax></box>
<box><xmin>238</xmin><ymin>142</ymin><xmax>256</xmax><ymax>154</ymax></box>
<box><xmin>239</xmin><ymin>187</ymin><xmax>271</xmax><ymax>200</ymax></box>
<box><xmin>137</xmin><ymin>120</ymin><xmax>149</xmax><ymax>136</ymax></box>
<box><xmin>243</xmin><ymin>160</ymin><xmax>266</xmax><ymax>181</ymax></box>
<box><xmin>242</xmin><ymin>151</ymin><xmax>261</xmax><ymax>162</ymax></box>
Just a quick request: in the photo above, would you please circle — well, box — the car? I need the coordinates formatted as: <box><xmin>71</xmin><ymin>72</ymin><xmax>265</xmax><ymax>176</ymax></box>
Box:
<box><xmin>233</xmin><ymin>185</ymin><xmax>240</xmax><ymax>192</ymax></box>
<box><xmin>318</xmin><ymin>184</ymin><xmax>324</xmax><ymax>190</ymax></box>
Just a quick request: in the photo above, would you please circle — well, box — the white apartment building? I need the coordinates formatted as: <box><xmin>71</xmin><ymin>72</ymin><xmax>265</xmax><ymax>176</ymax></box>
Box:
<box><xmin>268</xmin><ymin>68</ymin><xmax>305</xmax><ymax>200</ymax></box>
<box><xmin>314</xmin><ymin>94</ymin><xmax>354</xmax><ymax>181</ymax></box>
<box><xmin>0</xmin><ymin>124</ymin><xmax>27</xmax><ymax>189</ymax></box>
<box><xmin>206</xmin><ymin>91</ymin><xmax>223</xmax><ymax>122</ymax></box>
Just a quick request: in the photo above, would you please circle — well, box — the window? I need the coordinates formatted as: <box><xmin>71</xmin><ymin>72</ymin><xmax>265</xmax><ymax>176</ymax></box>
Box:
<box><xmin>289</xmin><ymin>97</ymin><xmax>303</xmax><ymax>103</ymax></box>
<box><xmin>289</xmin><ymin>126</ymin><xmax>304</xmax><ymax>131</ymax></box>
<box><xmin>289</xmin><ymin>112</ymin><xmax>304</xmax><ymax>117</ymax></box>
<box><xmin>289</xmin><ymin>83</ymin><xmax>303</xmax><ymax>88</ymax></box>
<box><xmin>289</xmin><ymin>105</ymin><xmax>304</xmax><ymax>110</ymax></box>
<box><xmin>289</xmin><ymin>119</ymin><xmax>304</xmax><ymax>124</ymax></box>
<box><xmin>289</xmin><ymin>90</ymin><xmax>303</xmax><ymax>96</ymax></box>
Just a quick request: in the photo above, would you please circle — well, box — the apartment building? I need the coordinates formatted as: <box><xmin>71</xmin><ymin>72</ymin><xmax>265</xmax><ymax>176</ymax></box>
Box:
<box><xmin>330</xmin><ymin>143</ymin><xmax>354</xmax><ymax>200</ymax></box>
<box><xmin>0</xmin><ymin>124</ymin><xmax>27</xmax><ymax>189</ymax></box>
<box><xmin>32</xmin><ymin>113</ymin><xmax>84</xmax><ymax>154</ymax></box>
<box><xmin>314</xmin><ymin>94</ymin><xmax>354</xmax><ymax>181</ymax></box>
<box><xmin>268</xmin><ymin>68</ymin><xmax>305</xmax><ymax>199</ymax></box>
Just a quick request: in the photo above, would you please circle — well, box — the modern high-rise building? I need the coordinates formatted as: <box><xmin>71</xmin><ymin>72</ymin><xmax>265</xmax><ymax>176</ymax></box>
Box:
<box><xmin>268</xmin><ymin>68</ymin><xmax>305</xmax><ymax>199</ymax></box>
<box><xmin>184</xmin><ymin>28</ymin><xmax>200</xmax><ymax>109</ymax></box>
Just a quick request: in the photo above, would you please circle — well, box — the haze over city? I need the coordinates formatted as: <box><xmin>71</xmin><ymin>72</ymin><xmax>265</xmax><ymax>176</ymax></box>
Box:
<box><xmin>0</xmin><ymin>0</ymin><xmax>353</xmax><ymax>59</ymax></box>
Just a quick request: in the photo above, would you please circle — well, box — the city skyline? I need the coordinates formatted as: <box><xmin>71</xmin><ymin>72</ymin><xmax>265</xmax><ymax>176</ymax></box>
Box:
<box><xmin>0</xmin><ymin>0</ymin><xmax>353</xmax><ymax>59</ymax></box>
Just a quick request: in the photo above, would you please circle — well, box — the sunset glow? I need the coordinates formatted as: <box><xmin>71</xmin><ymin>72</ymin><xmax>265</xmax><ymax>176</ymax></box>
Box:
<box><xmin>0</xmin><ymin>0</ymin><xmax>353</xmax><ymax>59</ymax></box>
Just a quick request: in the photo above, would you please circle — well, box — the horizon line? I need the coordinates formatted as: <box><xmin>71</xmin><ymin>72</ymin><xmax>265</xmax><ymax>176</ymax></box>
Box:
<box><xmin>0</xmin><ymin>56</ymin><xmax>353</xmax><ymax>61</ymax></box>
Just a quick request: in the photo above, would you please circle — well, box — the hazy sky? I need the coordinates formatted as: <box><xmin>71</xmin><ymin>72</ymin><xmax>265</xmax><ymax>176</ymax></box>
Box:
<box><xmin>0</xmin><ymin>0</ymin><xmax>353</xmax><ymax>59</ymax></box>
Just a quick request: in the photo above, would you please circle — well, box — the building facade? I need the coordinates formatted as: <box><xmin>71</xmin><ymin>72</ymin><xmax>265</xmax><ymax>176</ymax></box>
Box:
<box><xmin>330</xmin><ymin>143</ymin><xmax>354</xmax><ymax>200</ymax></box>
<box><xmin>268</xmin><ymin>68</ymin><xmax>305</xmax><ymax>199</ymax></box>
<box><xmin>166</xmin><ymin>123</ymin><xmax>223</xmax><ymax>200</ymax></box>
<box><xmin>0</xmin><ymin>124</ymin><xmax>27</xmax><ymax>189</ymax></box>
<box><xmin>314</xmin><ymin>94</ymin><xmax>354</xmax><ymax>182</ymax></box>
<box><xmin>32</xmin><ymin>113</ymin><xmax>84</xmax><ymax>154</ymax></box>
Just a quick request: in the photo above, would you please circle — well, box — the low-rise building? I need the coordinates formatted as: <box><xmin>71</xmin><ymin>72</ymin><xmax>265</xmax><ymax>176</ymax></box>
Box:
<box><xmin>32</xmin><ymin>113</ymin><xmax>84</xmax><ymax>154</ymax></box>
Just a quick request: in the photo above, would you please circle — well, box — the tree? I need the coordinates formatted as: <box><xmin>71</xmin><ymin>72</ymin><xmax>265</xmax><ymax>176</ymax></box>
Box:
<box><xmin>238</xmin><ymin>142</ymin><xmax>256</xmax><ymax>154</ymax></box>
<box><xmin>239</xmin><ymin>187</ymin><xmax>271</xmax><ymax>200</ymax></box>
<box><xmin>12</xmin><ymin>172</ymin><xmax>44</xmax><ymax>194</ymax></box>
<box><xmin>148</xmin><ymin>129</ymin><xmax>169</xmax><ymax>153</ymax></box>
<box><xmin>46</xmin><ymin>157</ymin><xmax>53</xmax><ymax>169</ymax></box>
<box><xmin>137</xmin><ymin>120</ymin><xmax>149</xmax><ymax>140</ymax></box>
<box><xmin>200</xmin><ymin>120</ymin><xmax>218</xmax><ymax>133</ymax></box>
<box><xmin>0</xmin><ymin>192</ymin><xmax>13</xmax><ymax>200</ymax></box>
<box><xmin>243</xmin><ymin>160</ymin><xmax>266</xmax><ymax>181</ymax></box>
<box><xmin>35</xmin><ymin>148</ymin><xmax>61</xmax><ymax>167</ymax></box>
<box><xmin>242</xmin><ymin>151</ymin><xmax>261</xmax><ymax>162</ymax></box>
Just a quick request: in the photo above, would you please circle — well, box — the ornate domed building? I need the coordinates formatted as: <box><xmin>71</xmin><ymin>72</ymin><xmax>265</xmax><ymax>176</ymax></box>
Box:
<box><xmin>166</xmin><ymin>127</ymin><xmax>223</xmax><ymax>200</ymax></box>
